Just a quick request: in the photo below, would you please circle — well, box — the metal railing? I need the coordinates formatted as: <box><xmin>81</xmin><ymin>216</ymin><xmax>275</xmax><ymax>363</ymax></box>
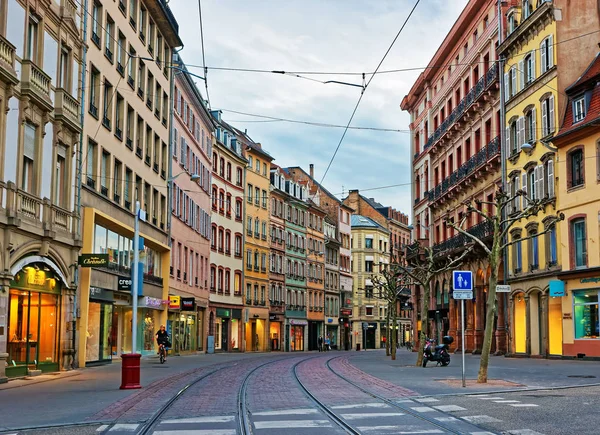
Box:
<box><xmin>433</xmin><ymin>220</ymin><xmax>494</xmax><ymax>255</ymax></box>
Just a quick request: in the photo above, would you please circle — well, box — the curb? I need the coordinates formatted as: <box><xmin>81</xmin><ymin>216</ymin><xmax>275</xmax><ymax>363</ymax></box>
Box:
<box><xmin>0</xmin><ymin>370</ymin><xmax>83</xmax><ymax>391</ymax></box>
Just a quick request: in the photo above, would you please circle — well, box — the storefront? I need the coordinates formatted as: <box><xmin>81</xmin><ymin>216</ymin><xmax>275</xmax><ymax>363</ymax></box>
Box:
<box><xmin>560</xmin><ymin>275</ymin><xmax>600</xmax><ymax>357</ymax></box>
<box><xmin>366</xmin><ymin>322</ymin><xmax>377</xmax><ymax>349</ymax></box>
<box><xmin>214</xmin><ymin>307</ymin><xmax>241</xmax><ymax>351</ymax></box>
<box><xmin>269</xmin><ymin>315</ymin><xmax>282</xmax><ymax>351</ymax></box>
<box><xmin>137</xmin><ymin>296</ymin><xmax>168</xmax><ymax>354</ymax></box>
<box><xmin>86</xmin><ymin>287</ymin><xmax>115</xmax><ymax>364</ymax></box>
<box><xmin>325</xmin><ymin>319</ymin><xmax>338</xmax><ymax>350</ymax></box>
<box><xmin>6</xmin><ymin>265</ymin><xmax>64</xmax><ymax>377</ymax></box>
<box><xmin>288</xmin><ymin>319</ymin><xmax>307</xmax><ymax>351</ymax></box>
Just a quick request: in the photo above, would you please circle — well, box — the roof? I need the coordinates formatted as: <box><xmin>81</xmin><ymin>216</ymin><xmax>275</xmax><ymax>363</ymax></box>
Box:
<box><xmin>230</xmin><ymin>126</ymin><xmax>274</xmax><ymax>161</ymax></box>
<box><xmin>351</xmin><ymin>215</ymin><xmax>389</xmax><ymax>233</ymax></box>
<box><xmin>285</xmin><ymin>166</ymin><xmax>342</xmax><ymax>206</ymax></box>
<box><xmin>555</xmin><ymin>54</ymin><xmax>600</xmax><ymax>142</ymax></box>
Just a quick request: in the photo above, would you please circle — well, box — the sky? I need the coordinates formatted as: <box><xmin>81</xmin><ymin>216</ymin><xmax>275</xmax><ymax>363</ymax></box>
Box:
<box><xmin>168</xmin><ymin>0</ymin><xmax>470</xmax><ymax>217</ymax></box>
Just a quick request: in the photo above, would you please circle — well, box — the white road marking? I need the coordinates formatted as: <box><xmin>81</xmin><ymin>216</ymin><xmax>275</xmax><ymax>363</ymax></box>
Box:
<box><xmin>332</xmin><ymin>403</ymin><xmax>390</xmax><ymax>409</ymax></box>
<box><xmin>470</xmin><ymin>432</ymin><xmax>496</xmax><ymax>435</ymax></box>
<box><xmin>341</xmin><ymin>412</ymin><xmax>405</xmax><ymax>420</ymax></box>
<box><xmin>461</xmin><ymin>415</ymin><xmax>502</xmax><ymax>424</ymax></box>
<box><xmin>493</xmin><ymin>400</ymin><xmax>521</xmax><ymax>403</ymax></box>
<box><xmin>414</xmin><ymin>397</ymin><xmax>440</xmax><ymax>403</ymax></box>
<box><xmin>358</xmin><ymin>427</ymin><xmax>443</xmax><ymax>434</ymax></box>
<box><xmin>503</xmin><ymin>430</ymin><xmax>545</xmax><ymax>435</ymax></box>
<box><xmin>252</xmin><ymin>408</ymin><xmax>319</xmax><ymax>416</ymax></box>
<box><xmin>435</xmin><ymin>417</ymin><xmax>458</xmax><ymax>422</ymax></box>
<box><xmin>109</xmin><ymin>424</ymin><xmax>139</xmax><ymax>432</ymax></box>
<box><xmin>509</xmin><ymin>404</ymin><xmax>539</xmax><ymax>408</ymax></box>
<box><xmin>433</xmin><ymin>405</ymin><xmax>467</xmax><ymax>412</ymax></box>
<box><xmin>411</xmin><ymin>406</ymin><xmax>436</xmax><ymax>412</ymax></box>
<box><xmin>154</xmin><ymin>431</ymin><xmax>236</xmax><ymax>435</ymax></box>
<box><xmin>96</xmin><ymin>426</ymin><xmax>109</xmax><ymax>432</ymax></box>
<box><xmin>161</xmin><ymin>416</ymin><xmax>235</xmax><ymax>424</ymax></box>
<box><xmin>253</xmin><ymin>420</ymin><xmax>331</xmax><ymax>429</ymax></box>
<box><xmin>476</xmin><ymin>396</ymin><xmax>505</xmax><ymax>400</ymax></box>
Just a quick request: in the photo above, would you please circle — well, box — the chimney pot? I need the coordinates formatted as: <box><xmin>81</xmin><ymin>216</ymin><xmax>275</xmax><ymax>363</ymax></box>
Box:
<box><xmin>309</xmin><ymin>164</ymin><xmax>314</xmax><ymax>179</ymax></box>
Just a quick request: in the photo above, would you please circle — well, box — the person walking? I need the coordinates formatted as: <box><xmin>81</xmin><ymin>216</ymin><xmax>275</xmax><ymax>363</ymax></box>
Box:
<box><xmin>318</xmin><ymin>335</ymin><xmax>323</xmax><ymax>352</ymax></box>
<box><xmin>325</xmin><ymin>335</ymin><xmax>331</xmax><ymax>351</ymax></box>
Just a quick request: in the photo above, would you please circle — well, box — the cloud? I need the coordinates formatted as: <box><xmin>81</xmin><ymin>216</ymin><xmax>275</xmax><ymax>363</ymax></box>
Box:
<box><xmin>169</xmin><ymin>0</ymin><xmax>469</xmax><ymax>217</ymax></box>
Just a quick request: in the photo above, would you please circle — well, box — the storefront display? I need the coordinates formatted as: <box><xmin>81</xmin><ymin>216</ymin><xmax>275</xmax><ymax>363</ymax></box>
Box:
<box><xmin>214</xmin><ymin>308</ymin><xmax>241</xmax><ymax>351</ymax></box>
<box><xmin>6</xmin><ymin>265</ymin><xmax>62</xmax><ymax>377</ymax></box>
<box><xmin>574</xmin><ymin>291</ymin><xmax>599</xmax><ymax>339</ymax></box>
<box><xmin>269</xmin><ymin>320</ymin><xmax>281</xmax><ymax>351</ymax></box>
<box><xmin>290</xmin><ymin>325</ymin><xmax>305</xmax><ymax>351</ymax></box>
<box><xmin>86</xmin><ymin>288</ymin><xmax>114</xmax><ymax>364</ymax></box>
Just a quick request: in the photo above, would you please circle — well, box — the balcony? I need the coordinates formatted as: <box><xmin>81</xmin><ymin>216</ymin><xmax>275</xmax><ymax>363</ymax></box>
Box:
<box><xmin>433</xmin><ymin>220</ymin><xmax>494</xmax><ymax>256</ymax></box>
<box><xmin>426</xmin><ymin>136</ymin><xmax>500</xmax><ymax>204</ymax></box>
<box><xmin>60</xmin><ymin>0</ymin><xmax>79</xmax><ymax>26</ymax></box>
<box><xmin>421</xmin><ymin>64</ymin><xmax>498</xmax><ymax>155</ymax></box>
<box><xmin>54</xmin><ymin>88</ymin><xmax>81</xmax><ymax>132</ymax></box>
<box><xmin>20</xmin><ymin>60</ymin><xmax>53</xmax><ymax>112</ymax></box>
<box><xmin>0</xmin><ymin>34</ymin><xmax>19</xmax><ymax>86</ymax></box>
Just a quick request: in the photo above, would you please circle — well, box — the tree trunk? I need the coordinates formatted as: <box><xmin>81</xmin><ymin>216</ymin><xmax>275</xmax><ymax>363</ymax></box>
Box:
<box><xmin>477</xmin><ymin>255</ymin><xmax>500</xmax><ymax>383</ymax></box>
<box><xmin>386</xmin><ymin>302</ymin><xmax>391</xmax><ymax>356</ymax></box>
<box><xmin>416</xmin><ymin>282</ymin><xmax>429</xmax><ymax>367</ymax></box>
<box><xmin>391</xmin><ymin>300</ymin><xmax>397</xmax><ymax>360</ymax></box>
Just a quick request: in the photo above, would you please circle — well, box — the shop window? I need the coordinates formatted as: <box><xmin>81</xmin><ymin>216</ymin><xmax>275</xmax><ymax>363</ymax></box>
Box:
<box><xmin>573</xmin><ymin>291</ymin><xmax>599</xmax><ymax>339</ymax></box>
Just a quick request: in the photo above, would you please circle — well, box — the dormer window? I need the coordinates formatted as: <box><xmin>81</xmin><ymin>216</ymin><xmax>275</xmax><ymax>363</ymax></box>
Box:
<box><xmin>573</xmin><ymin>96</ymin><xmax>586</xmax><ymax>123</ymax></box>
<box><xmin>507</xmin><ymin>12</ymin><xmax>518</xmax><ymax>34</ymax></box>
<box><xmin>522</xmin><ymin>0</ymin><xmax>533</xmax><ymax>19</ymax></box>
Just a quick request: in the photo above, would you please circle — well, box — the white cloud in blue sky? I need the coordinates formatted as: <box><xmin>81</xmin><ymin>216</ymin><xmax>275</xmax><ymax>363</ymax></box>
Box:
<box><xmin>169</xmin><ymin>0</ymin><xmax>469</xmax><ymax>216</ymax></box>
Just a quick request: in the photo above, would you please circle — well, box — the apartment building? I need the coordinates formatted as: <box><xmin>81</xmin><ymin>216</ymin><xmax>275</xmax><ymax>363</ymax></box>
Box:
<box><xmin>401</xmin><ymin>0</ymin><xmax>506</xmax><ymax>353</ymax></box>
<box><xmin>324</xmin><ymin>218</ymin><xmax>340</xmax><ymax>347</ymax></box>
<box><xmin>268</xmin><ymin>177</ymin><xmax>286</xmax><ymax>351</ymax></box>
<box><xmin>79</xmin><ymin>0</ymin><xmax>181</xmax><ymax>367</ymax></box>
<box><xmin>167</xmin><ymin>60</ymin><xmax>213</xmax><ymax>354</ymax></box>
<box><xmin>240</xmin><ymin>132</ymin><xmax>272</xmax><ymax>352</ymax></box>
<box><xmin>1</xmin><ymin>0</ymin><xmax>84</xmax><ymax>378</ymax></box>
<box><xmin>306</xmin><ymin>201</ymin><xmax>326</xmax><ymax>351</ymax></box>
<box><xmin>208</xmin><ymin>110</ymin><xmax>246</xmax><ymax>352</ymax></box>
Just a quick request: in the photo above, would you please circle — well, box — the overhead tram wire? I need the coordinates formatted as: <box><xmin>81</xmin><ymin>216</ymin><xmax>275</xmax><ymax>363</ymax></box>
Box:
<box><xmin>197</xmin><ymin>0</ymin><xmax>211</xmax><ymax>109</ymax></box>
<box><xmin>316</xmin><ymin>0</ymin><xmax>422</xmax><ymax>190</ymax></box>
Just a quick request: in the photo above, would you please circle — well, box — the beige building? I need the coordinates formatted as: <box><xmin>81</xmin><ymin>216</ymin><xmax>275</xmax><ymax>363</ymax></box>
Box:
<box><xmin>208</xmin><ymin>111</ymin><xmax>246</xmax><ymax>352</ymax></box>
<box><xmin>78</xmin><ymin>0</ymin><xmax>182</xmax><ymax>366</ymax></box>
<box><xmin>0</xmin><ymin>0</ymin><xmax>84</xmax><ymax>378</ymax></box>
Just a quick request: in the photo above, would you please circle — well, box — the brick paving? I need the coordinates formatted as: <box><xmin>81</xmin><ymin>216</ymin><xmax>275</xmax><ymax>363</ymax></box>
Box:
<box><xmin>330</xmin><ymin>355</ymin><xmax>418</xmax><ymax>398</ymax></box>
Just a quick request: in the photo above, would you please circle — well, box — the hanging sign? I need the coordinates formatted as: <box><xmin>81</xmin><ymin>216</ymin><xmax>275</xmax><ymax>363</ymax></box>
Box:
<box><xmin>181</xmin><ymin>297</ymin><xmax>196</xmax><ymax>311</ymax></box>
<box><xmin>78</xmin><ymin>254</ymin><xmax>109</xmax><ymax>267</ymax></box>
<box><xmin>169</xmin><ymin>295</ymin><xmax>181</xmax><ymax>309</ymax></box>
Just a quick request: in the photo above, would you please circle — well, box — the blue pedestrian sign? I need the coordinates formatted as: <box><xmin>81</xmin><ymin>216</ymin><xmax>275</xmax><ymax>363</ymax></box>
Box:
<box><xmin>453</xmin><ymin>270</ymin><xmax>473</xmax><ymax>291</ymax></box>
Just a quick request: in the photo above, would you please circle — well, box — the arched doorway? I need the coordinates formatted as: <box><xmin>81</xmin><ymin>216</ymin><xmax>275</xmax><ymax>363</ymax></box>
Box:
<box><xmin>513</xmin><ymin>292</ymin><xmax>527</xmax><ymax>354</ymax></box>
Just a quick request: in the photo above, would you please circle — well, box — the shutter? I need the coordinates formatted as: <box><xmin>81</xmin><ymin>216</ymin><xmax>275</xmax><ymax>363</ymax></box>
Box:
<box><xmin>173</xmin><ymin>129</ymin><xmax>178</xmax><ymax>157</ymax></box>
<box><xmin>548</xmin><ymin>34</ymin><xmax>554</xmax><ymax>68</ymax></box>
<box><xmin>538</xmin><ymin>164</ymin><xmax>545</xmax><ymax>199</ymax></box>
<box><xmin>547</xmin><ymin>159</ymin><xmax>554</xmax><ymax>198</ymax></box>
<box><xmin>531</xmin><ymin>107</ymin><xmax>537</xmax><ymax>141</ymax></box>
<box><xmin>531</xmin><ymin>52</ymin><xmax>536</xmax><ymax>81</ymax></box>
<box><xmin>518</xmin><ymin>116</ymin><xmax>525</xmax><ymax>146</ymax></box>
<box><xmin>505</xmin><ymin>126</ymin><xmax>511</xmax><ymax>156</ymax></box>
<box><xmin>522</xmin><ymin>172</ymin><xmax>528</xmax><ymax>209</ymax></box>
<box><xmin>511</xmin><ymin>68</ymin><xmax>517</xmax><ymax>97</ymax></box>
<box><xmin>533</xmin><ymin>166</ymin><xmax>539</xmax><ymax>200</ymax></box>
<box><xmin>507</xmin><ymin>181</ymin><xmax>512</xmax><ymax>214</ymax></box>
<box><xmin>504</xmin><ymin>73</ymin><xmax>509</xmax><ymax>101</ymax></box>
<box><xmin>514</xmin><ymin>176</ymin><xmax>520</xmax><ymax>211</ymax></box>
<box><xmin>518</xmin><ymin>59</ymin><xmax>525</xmax><ymax>91</ymax></box>
<box><xmin>541</xmin><ymin>100</ymin><xmax>548</xmax><ymax>137</ymax></box>
<box><xmin>540</xmin><ymin>40</ymin><xmax>547</xmax><ymax>73</ymax></box>
<box><xmin>549</xmin><ymin>95</ymin><xmax>555</xmax><ymax>133</ymax></box>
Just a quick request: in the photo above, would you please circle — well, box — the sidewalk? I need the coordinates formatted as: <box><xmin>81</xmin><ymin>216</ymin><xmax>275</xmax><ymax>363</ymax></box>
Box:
<box><xmin>0</xmin><ymin>352</ymin><xmax>269</xmax><ymax>431</ymax></box>
<box><xmin>346</xmin><ymin>348</ymin><xmax>600</xmax><ymax>396</ymax></box>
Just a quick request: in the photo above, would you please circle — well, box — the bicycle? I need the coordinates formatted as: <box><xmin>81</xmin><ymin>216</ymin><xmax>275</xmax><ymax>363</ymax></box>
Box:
<box><xmin>158</xmin><ymin>343</ymin><xmax>168</xmax><ymax>364</ymax></box>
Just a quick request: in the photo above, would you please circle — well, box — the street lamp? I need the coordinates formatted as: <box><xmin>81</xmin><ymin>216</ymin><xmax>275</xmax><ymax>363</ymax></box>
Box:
<box><xmin>520</xmin><ymin>140</ymin><xmax>557</xmax><ymax>153</ymax></box>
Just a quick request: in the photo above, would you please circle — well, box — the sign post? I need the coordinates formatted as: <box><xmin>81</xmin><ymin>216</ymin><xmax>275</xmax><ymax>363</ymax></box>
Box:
<box><xmin>453</xmin><ymin>270</ymin><xmax>473</xmax><ymax>388</ymax></box>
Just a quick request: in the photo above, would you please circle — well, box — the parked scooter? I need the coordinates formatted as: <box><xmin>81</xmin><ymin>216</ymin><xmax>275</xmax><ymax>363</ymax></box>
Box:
<box><xmin>422</xmin><ymin>336</ymin><xmax>453</xmax><ymax>367</ymax></box>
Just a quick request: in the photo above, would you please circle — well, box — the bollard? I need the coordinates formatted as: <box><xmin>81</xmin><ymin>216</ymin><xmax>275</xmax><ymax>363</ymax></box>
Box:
<box><xmin>120</xmin><ymin>353</ymin><xmax>142</xmax><ymax>389</ymax></box>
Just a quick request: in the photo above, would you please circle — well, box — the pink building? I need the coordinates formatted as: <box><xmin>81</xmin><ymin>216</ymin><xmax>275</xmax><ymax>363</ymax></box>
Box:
<box><xmin>168</xmin><ymin>60</ymin><xmax>214</xmax><ymax>353</ymax></box>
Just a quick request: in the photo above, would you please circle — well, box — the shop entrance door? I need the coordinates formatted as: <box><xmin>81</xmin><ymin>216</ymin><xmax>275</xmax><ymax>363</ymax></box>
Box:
<box><xmin>308</xmin><ymin>322</ymin><xmax>318</xmax><ymax>351</ymax></box>
<box><xmin>366</xmin><ymin>327</ymin><xmax>376</xmax><ymax>349</ymax></box>
<box><xmin>221</xmin><ymin>319</ymin><xmax>229</xmax><ymax>351</ymax></box>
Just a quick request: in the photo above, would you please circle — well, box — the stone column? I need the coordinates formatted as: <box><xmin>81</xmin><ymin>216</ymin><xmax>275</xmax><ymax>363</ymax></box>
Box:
<box><xmin>465</xmin><ymin>300</ymin><xmax>475</xmax><ymax>352</ymax></box>
<box><xmin>448</xmin><ymin>298</ymin><xmax>458</xmax><ymax>352</ymax></box>
<box><xmin>0</xmin><ymin>353</ymin><xmax>8</xmax><ymax>384</ymax></box>
<box><xmin>494</xmin><ymin>292</ymin><xmax>508</xmax><ymax>355</ymax></box>
<box><xmin>540</xmin><ymin>293</ymin><xmax>549</xmax><ymax>357</ymax></box>
<box><xmin>525</xmin><ymin>295</ymin><xmax>531</xmax><ymax>356</ymax></box>
<box><xmin>473</xmin><ymin>288</ymin><xmax>485</xmax><ymax>353</ymax></box>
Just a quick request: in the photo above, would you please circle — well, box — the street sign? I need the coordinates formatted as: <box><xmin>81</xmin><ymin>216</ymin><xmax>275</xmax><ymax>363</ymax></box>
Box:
<box><xmin>453</xmin><ymin>270</ymin><xmax>473</xmax><ymax>291</ymax></box>
<box><xmin>362</xmin><ymin>322</ymin><xmax>368</xmax><ymax>330</ymax></box>
<box><xmin>453</xmin><ymin>291</ymin><xmax>473</xmax><ymax>300</ymax></box>
<box><xmin>496</xmin><ymin>284</ymin><xmax>511</xmax><ymax>293</ymax></box>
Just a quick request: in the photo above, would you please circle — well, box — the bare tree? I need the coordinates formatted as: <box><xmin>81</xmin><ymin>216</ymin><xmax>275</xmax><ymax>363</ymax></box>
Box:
<box><xmin>445</xmin><ymin>188</ymin><xmax>564</xmax><ymax>383</ymax></box>
<box><xmin>398</xmin><ymin>244</ymin><xmax>472</xmax><ymax>367</ymax></box>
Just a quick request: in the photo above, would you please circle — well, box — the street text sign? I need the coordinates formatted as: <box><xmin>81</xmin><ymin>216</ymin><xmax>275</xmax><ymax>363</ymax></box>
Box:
<box><xmin>496</xmin><ymin>284</ymin><xmax>511</xmax><ymax>293</ymax></box>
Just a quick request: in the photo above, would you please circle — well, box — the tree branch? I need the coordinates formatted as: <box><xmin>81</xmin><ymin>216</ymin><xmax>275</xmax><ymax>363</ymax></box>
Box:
<box><xmin>432</xmin><ymin>246</ymin><xmax>473</xmax><ymax>274</ymax></box>
<box><xmin>445</xmin><ymin>220</ymin><xmax>492</xmax><ymax>255</ymax></box>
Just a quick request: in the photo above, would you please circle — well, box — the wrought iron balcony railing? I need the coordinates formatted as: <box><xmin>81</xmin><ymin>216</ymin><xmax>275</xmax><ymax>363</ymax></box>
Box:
<box><xmin>433</xmin><ymin>220</ymin><xmax>494</xmax><ymax>256</ymax></box>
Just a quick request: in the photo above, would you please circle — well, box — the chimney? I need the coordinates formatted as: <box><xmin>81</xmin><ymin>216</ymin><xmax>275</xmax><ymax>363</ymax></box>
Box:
<box><xmin>309</xmin><ymin>164</ymin><xmax>314</xmax><ymax>179</ymax></box>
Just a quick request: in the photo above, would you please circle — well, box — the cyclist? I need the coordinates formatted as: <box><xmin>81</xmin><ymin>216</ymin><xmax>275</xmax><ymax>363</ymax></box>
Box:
<box><xmin>156</xmin><ymin>325</ymin><xmax>170</xmax><ymax>362</ymax></box>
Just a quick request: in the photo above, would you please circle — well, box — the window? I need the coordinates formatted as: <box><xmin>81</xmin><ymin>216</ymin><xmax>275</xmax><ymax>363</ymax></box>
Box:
<box><xmin>247</xmin><ymin>184</ymin><xmax>253</xmax><ymax>203</ymax></box>
<box><xmin>91</xmin><ymin>3</ymin><xmax>101</xmax><ymax>47</ymax></box>
<box><xmin>124</xmin><ymin>168</ymin><xmax>132</xmax><ymax>209</ymax></box>
<box><xmin>541</xmin><ymin>95</ymin><xmax>555</xmax><ymax>136</ymax></box>
<box><xmin>512</xmin><ymin>232</ymin><xmax>522</xmax><ymax>273</ymax></box>
<box><xmin>100</xmin><ymin>151</ymin><xmax>109</xmax><ymax>195</ymax></box>
<box><xmin>117</xmin><ymin>32</ymin><xmax>126</xmax><ymax>73</ymax></box>
<box><xmin>129</xmin><ymin>0</ymin><xmax>137</xmax><ymax>28</ymax></box>
<box><xmin>545</xmin><ymin>158</ymin><xmax>555</xmax><ymax>198</ymax></box>
<box><xmin>524</xmin><ymin>52</ymin><xmax>535</xmax><ymax>85</ymax></box>
<box><xmin>573</xmin><ymin>96</ymin><xmax>586</xmax><ymax>123</ymax></box>
<box><xmin>508</xmin><ymin>119</ymin><xmax>518</xmax><ymax>155</ymax></box>
<box><xmin>22</xmin><ymin>123</ymin><xmax>37</xmax><ymax>193</ymax></box>
<box><xmin>525</xmin><ymin>108</ymin><xmax>536</xmax><ymax>143</ymax></box>
<box><xmin>572</xmin><ymin>218</ymin><xmax>587</xmax><ymax>268</ymax></box>
<box><xmin>522</xmin><ymin>0</ymin><xmax>533</xmax><ymax>19</ymax></box>
<box><xmin>248</xmin><ymin>156</ymin><xmax>253</xmax><ymax>168</ymax></box>
<box><xmin>105</xmin><ymin>14</ymin><xmax>114</xmax><ymax>61</ymax></box>
<box><xmin>255</xmin><ymin>187</ymin><xmax>260</xmax><ymax>206</ymax></box>
<box><xmin>507</xmin><ymin>12</ymin><xmax>518</xmax><ymax>34</ymax></box>
<box><xmin>115</xmin><ymin>94</ymin><xmax>124</xmax><ymax>139</ymax></box>
<box><xmin>365</xmin><ymin>260</ymin><xmax>373</xmax><ymax>272</ymax></box>
<box><xmin>236</xmin><ymin>167</ymin><xmax>243</xmax><ymax>186</ymax></box>
<box><xmin>236</xmin><ymin>199</ymin><xmax>242</xmax><ymax>220</ymax></box>
<box><xmin>573</xmin><ymin>291</ymin><xmax>599</xmax><ymax>339</ymax></box>
<box><xmin>102</xmin><ymin>80</ymin><xmax>113</xmax><ymax>129</ymax></box>
<box><xmin>246</xmin><ymin>250</ymin><xmax>252</xmax><ymax>269</ymax></box>
<box><xmin>58</xmin><ymin>46</ymin><xmax>71</xmax><ymax>89</ymax></box>
<box><xmin>54</xmin><ymin>145</ymin><xmax>68</xmax><ymax>207</ymax></box>
<box><xmin>365</xmin><ymin>238</ymin><xmax>373</xmax><ymax>249</ymax></box>
<box><xmin>113</xmin><ymin>159</ymin><xmax>122</xmax><ymax>204</ymax></box>
<box><xmin>235</xmin><ymin>235</ymin><xmax>242</xmax><ymax>257</ymax></box>
<box><xmin>262</xmin><ymin>190</ymin><xmax>267</xmax><ymax>208</ymax></box>
<box><xmin>365</xmin><ymin>307</ymin><xmax>373</xmax><ymax>316</ymax></box>
<box><xmin>568</xmin><ymin>148</ymin><xmax>584</xmax><ymax>189</ymax></box>
<box><xmin>529</xmin><ymin>228</ymin><xmax>539</xmax><ymax>271</ymax></box>
<box><xmin>546</xmin><ymin>223</ymin><xmax>557</xmax><ymax>267</ymax></box>
<box><xmin>89</xmin><ymin>65</ymin><xmax>100</xmax><ymax>117</ymax></box>
<box><xmin>540</xmin><ymin>36</ymin><xmax>554</xmax><ymax>74</ymax></box>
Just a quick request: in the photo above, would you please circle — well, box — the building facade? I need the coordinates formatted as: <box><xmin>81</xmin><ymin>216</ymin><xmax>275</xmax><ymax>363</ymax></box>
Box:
<box><xmin>306</xmin><ymin>202</ymin><xmax>325</xmax><ymax>351</ymax></box>
<box><xmin>351</xmin><ymin>215</ymin><xmax>390</xmax><ymax>349</ymax></box>
<box><xmin>208</xmin><ymin>111</ymin><xmax>246</xmax><ymax>352</ymax></box>
<box><xmin>1</xmin><ymin>0</ymin><xmax>84</xmax><ymax>377</ymax></box>
<box><xmin>401</xmin><ymin>0</ymin><xmax>506</xmax><ymax>353</ymax></box>
<box><xmin>168</xmin><ymin>60</ymin><xmax>213</xmax><ymax>354</ymax></box>
<box><xmin>501</xmin><ymin>0</ymin><xmax>600</xmax><ymax>357</ymax></box>
<box><xmin>79</xmin><ymin>0</ymin><xmax>181</xmax><ymax>367</ymax></box>
<box><xmin>268</xmin><ymin>181</ymin><xmax>286</xmax><ymax>351</ymax></box>
<box><xmin>324</xmin><ymin>218</ymin><xmax>340</xmax><ymax>348</ymax></box>
<box><xmin>241</xmin><ymin>134</ymin><xmax>272</xmax><ymax>352</ymax></box>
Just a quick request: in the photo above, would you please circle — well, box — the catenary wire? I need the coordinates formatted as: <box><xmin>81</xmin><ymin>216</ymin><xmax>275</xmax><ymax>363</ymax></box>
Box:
<box><xmin>197</xmin><ymin>0</ymin><xmax>211</xmax><ymax>110</ymax></box>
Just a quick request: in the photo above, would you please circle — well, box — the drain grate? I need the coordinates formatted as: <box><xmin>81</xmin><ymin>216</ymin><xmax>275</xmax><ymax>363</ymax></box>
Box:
<box><xmin>567</xmin><ymin>375</ymin><xmax>596</xmax><ymax>378</ymax></box>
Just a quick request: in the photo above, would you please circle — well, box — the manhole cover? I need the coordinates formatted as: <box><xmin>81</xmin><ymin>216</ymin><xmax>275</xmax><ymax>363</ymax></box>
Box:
<box><xmin>567</xmin><ymin>375</ymin><xmax>596</xmax><ymax>378</ymax></box>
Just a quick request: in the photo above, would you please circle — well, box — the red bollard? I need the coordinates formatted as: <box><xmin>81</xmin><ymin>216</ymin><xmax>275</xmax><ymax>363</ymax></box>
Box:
<box><xmin>120</xmin><ymin>353</ymin><xmax>142</xmax><ymax>389</ymax></box>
